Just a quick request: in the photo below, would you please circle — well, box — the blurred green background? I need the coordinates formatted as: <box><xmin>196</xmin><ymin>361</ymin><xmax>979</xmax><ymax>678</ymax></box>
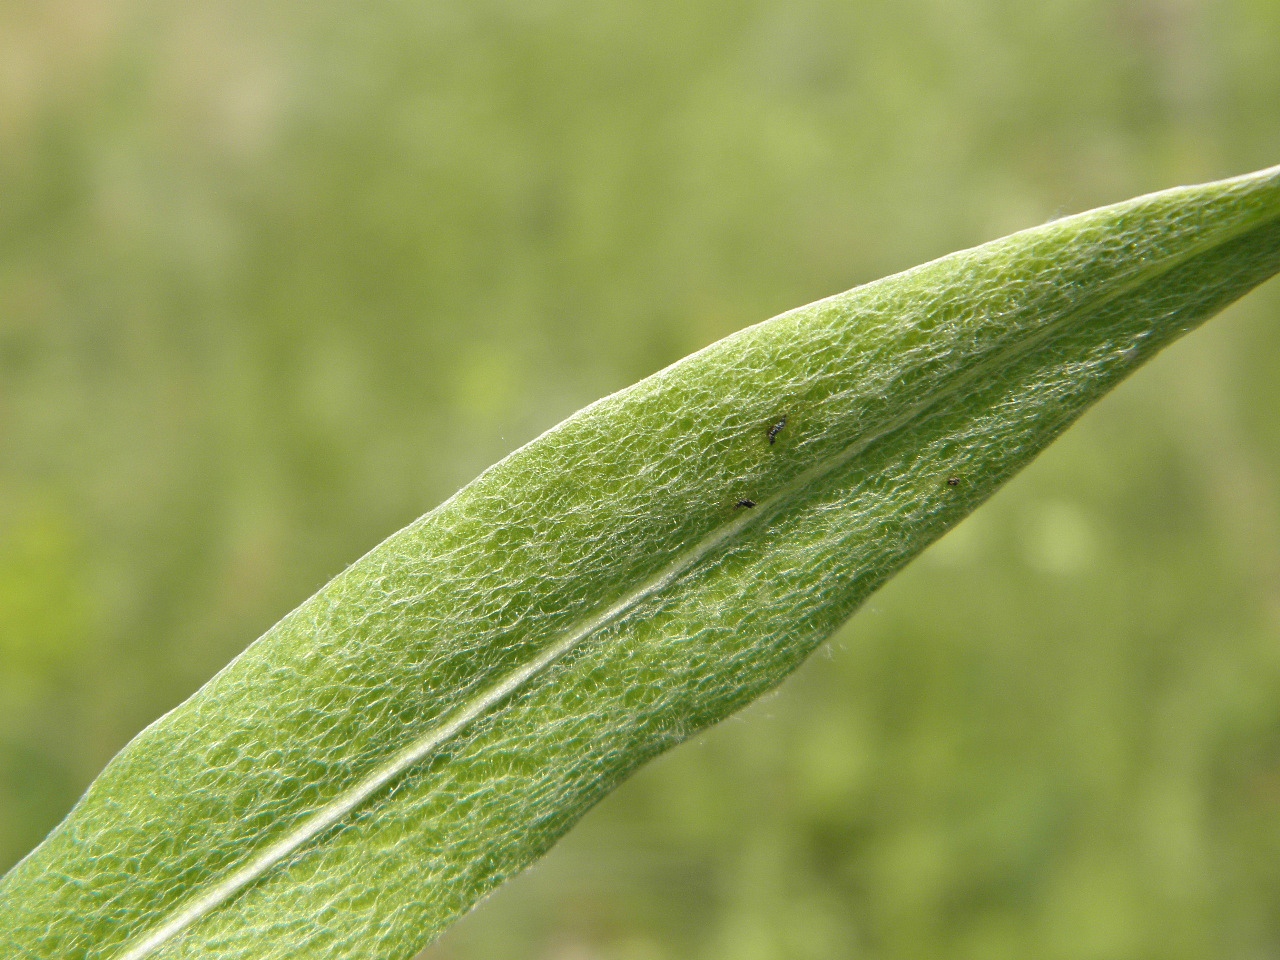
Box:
<box><xmin>2</xmin><ymin>0</ymin><xmax>1280</xmax><ymax>957</ymax></box>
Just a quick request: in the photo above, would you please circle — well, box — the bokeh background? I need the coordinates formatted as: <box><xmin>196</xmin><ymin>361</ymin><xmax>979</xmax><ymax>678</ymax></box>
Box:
<box><xmin>2</xmin><ymin>0</ymin><xmax>1280</xmax><ymax>957</ymax></box>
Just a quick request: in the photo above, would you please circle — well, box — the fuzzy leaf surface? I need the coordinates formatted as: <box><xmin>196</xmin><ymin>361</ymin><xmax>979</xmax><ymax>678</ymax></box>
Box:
<box><xmin>3</xmin><ymin>165</ymin><xmax>1280</xmax><ymax>960</ymax></box>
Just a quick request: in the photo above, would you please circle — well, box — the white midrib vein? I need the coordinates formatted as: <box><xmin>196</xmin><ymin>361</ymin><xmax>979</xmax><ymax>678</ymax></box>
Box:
<box><xmin>110</xmin><ymin>216</ymin><xmax>1246</xmax><ymax>960</ymax></box>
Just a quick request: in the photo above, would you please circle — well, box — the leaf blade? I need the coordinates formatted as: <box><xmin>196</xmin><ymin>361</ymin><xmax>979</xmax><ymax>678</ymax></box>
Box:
<box><xmin>3</xmin><ymin>165</ymin><xmax>1280</xmax><ymax>960</ymax></box>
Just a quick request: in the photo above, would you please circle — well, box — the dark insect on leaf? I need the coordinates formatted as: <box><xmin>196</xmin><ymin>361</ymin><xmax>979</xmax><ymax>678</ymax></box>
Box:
<box><xmin>767</xmin><ymin>416</ymin><xmax>787</xmax><ymax>444</ymax></box>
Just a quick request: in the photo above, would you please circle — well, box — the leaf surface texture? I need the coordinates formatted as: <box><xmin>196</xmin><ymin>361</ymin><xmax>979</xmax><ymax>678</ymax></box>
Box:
<box><xmin>3</xmin><ymin>165</ymin><xmax>1280</xmax><ymax>960</ymax></box>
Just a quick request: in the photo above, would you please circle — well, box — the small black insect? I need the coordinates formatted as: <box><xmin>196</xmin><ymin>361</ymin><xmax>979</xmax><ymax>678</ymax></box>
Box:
<box><xmin>767</xmin><ymin>416</ymin><xmax>787</xmax><ymax>445</ymax></box>
<box><xmin>946</xmin><ymin>477</ymin><xmax>960</xmax><ymax>487</ymax></box>
<box><xmin>736</xmin><ymin>498</ymin><xmax>757</xmax><ymax>509</ymax></box>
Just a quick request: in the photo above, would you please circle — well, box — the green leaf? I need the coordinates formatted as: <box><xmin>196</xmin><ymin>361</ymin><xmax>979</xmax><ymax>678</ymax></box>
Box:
<box><xmin>4</xmin><ymin>165</ymin><xmax>1280</xmax><ymax>960</ymax></box>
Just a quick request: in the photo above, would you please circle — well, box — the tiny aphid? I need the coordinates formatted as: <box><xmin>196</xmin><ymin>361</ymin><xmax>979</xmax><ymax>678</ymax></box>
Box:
<box><xmin>736</xmin><ymin>498</ymin><xmax>757</xmax><ymax>509</ymax></box>
<box><xmin>767</xmin><ymin>416</ymin><xmax>787</xmax><ymax>445</ymax></box>
<box><xmin>946</xmin><ymin>477</ymin><xmax>960</xmax><ymax>487</ymax></box>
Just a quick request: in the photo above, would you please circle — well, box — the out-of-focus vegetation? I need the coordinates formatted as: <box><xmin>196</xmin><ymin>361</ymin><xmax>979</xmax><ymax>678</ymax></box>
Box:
<box><xmin>0</xmin><ymin>1</ymin><xmax>1277</xmax><ymax>957</ymax></box>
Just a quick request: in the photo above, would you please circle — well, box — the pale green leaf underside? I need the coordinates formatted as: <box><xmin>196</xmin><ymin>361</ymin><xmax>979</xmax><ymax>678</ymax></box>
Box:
<box><xmin>3</xmin><ymin>166</ymin><xmax>1280</xmax><ymax>960</ymax></box>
